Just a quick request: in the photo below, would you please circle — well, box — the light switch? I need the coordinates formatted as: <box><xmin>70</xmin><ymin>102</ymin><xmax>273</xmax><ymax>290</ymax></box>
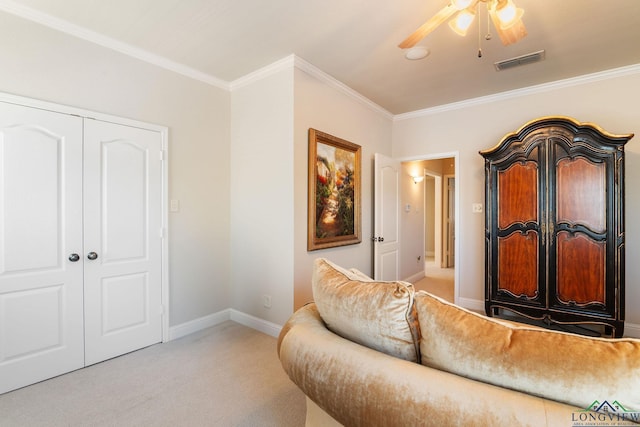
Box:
<box><xmin>170</xmin><ymin>199</ymin><xmax>180</xmax><ymax>212</ymax></box>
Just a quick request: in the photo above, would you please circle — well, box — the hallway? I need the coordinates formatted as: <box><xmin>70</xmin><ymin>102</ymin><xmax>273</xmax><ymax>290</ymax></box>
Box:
<box><xmin>413</xmin><ymin>259</ymin><xmax>454</xmax><ymax>302</ymax></box>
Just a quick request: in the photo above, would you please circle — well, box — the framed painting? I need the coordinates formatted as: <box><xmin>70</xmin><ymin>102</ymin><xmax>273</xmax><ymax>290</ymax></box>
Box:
<box><xmin>307</xmin><ymin>128</ymin><xmax>361</xmax><ymax>251</ymax></box>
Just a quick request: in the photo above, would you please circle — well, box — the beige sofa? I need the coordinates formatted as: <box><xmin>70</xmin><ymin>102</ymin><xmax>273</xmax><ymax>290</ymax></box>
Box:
<box><xmin>278</xmin><ymin>258</ymin><xmax>640</xmax><ymax>427</ymax></box>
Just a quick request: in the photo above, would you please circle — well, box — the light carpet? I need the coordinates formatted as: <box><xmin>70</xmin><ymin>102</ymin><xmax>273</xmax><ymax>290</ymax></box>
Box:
<box><xmin>413</xmin><ymin>263</ymin><xmax>455</xmax><ymax>303</ymax></box>
<box><xmin>0</xmin><ymin>321</ymin><xmax>306</xmax><ymax>427</ymax></box>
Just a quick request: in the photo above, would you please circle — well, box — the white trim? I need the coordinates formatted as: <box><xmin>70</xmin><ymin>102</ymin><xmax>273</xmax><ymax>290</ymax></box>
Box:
<box><xmin>160</xmin><ymin>127</ymin><xmax>171</xmax><ymax>343</ymax></box>
<box><xmin>457</xmin><ymin>298</ymin><xmax>485</xmax><ymax>313</ymax></box>
<box><xmin>168</xmin><ymin>309</ymin><xmax>283</xmax><ymax>341</ymax></box>
<box><xmin>229</xmin><ymin>54</ymin><xmax>394</xmax><ymax>120</ymax></box>
<box><xmin>0</xmin><ymin>0</ymin><xmax>229</xmax><ymax>90</ymax></box>
<box><xmin>293</xmin><ymin>56</ymin><xmax>394</xmax><ymax>120</ymax></box>
<box><xmin>230</xmin><ymin>310</ymin><xmax>282</xmax><ymax>338</ymax></box>
<box><xmin>404</xmin><ymin>271</ymin><xmax>426</xmax><ymax>284</ymax></box>
<box><xmin>0</xmin><ymin>91</ymin><xmax>166</xmax><ymax>132</ymax></box>
<box><xmin>624</xmin><ymin>323</ymin><xmax>640</xmax><ymax>339</ymax></box>
<box><xmin>394</xmin><ymin>63</ymin><xmax>640</xmax><ymax>121</ymax></box>
<box><xmin>168</xmin><ymin>309</ymin><xmax>231</xmax><ymax>341</ymax></box>
<box><xmin>229</xmin><ymin>55</ymin><xmax>296</xmax><ymax>90</ymax></box>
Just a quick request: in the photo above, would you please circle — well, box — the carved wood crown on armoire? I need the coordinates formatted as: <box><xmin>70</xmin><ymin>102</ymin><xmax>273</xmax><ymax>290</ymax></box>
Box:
<box><xmin>480</xmin><ymin>116</ymin><xmax>634</xmax><ymax>338</ymax></box>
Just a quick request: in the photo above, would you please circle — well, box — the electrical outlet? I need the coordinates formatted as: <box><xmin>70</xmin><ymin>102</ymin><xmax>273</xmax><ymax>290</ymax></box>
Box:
<box><xmin>262</xmin><ymin>295</ymin><xmax>272</xmax><ymax>309</ymax></box>
<box><xmin>472</xmin><ymin>203</ymin><xmax>483</xmax><ymax>213</ymax></box>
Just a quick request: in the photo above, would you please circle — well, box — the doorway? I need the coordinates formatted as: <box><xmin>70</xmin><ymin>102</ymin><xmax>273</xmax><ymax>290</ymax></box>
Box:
<box><xmin>403</xmin><ymin>155</ymin><xmax>457</xmax><ymax>303</ymax></box>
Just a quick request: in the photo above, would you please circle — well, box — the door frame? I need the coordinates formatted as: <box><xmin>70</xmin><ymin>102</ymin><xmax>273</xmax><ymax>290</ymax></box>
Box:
<box><xmin>0</xmin><ymin>91</ymin><xmax>171</xmax><ymax>342</ymax></box>
<box><xmin>398</xmin><ymin>152</ymin><xmax>460</xmax><ymax>305</ymax></box>
<box><xmin>422</xmin><ymin>169</ymin><xmax>442</xmax><ymax>269</ymax></box>
<box><xmin>443</xmin><ymin>173</ymin><xmax>455</xmax><ymax>268</ymax></box>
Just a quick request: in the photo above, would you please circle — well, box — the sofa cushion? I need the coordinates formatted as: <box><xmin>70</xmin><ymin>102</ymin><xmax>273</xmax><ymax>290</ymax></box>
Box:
<box><xmin>414</xmin><ymin>291</ymin><xmax>640</xmax><ymax>412</ymax></box>
<box><xmin>311</xmin><ymin>258</ymin><xmax>420</xmax><ymax>362</ymax></box>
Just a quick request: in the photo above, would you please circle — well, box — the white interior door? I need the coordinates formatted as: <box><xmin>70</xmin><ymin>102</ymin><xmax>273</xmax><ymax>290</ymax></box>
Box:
<box><xmin>83</xmin><ymin>119</ymin><xmax>163</xmax><ymax>366</ymax></box>
<box><xmin>0</xmin><ymin>102</ymin><xmax>84</xmax><ymax>394</ymax></box>
<box><xmin>374</xmin><ymin>153</ymin><xmax>401</xmax><ymax>281</ymax></box>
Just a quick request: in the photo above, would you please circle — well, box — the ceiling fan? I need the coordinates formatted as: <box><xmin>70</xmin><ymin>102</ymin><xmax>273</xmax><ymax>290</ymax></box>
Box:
<box><xmin>399</xmin><ymin>0</ymin><xmax>527</xmax><ymax>50</ymax></box>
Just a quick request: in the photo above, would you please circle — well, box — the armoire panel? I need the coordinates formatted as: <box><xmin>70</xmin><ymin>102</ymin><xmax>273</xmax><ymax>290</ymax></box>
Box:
<box><xmin>497</xmin><ymin>161</ymin><xmax>538</xmax><ymax>230</ymax></box>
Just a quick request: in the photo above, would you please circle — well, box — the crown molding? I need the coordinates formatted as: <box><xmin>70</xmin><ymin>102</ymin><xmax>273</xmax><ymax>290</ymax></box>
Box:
<box><xmin>229</xmin><ymin>55</ymin><xmax>296</xmax><ymax>90</ymax></box>
<box><xmin>230</xmin><ymin>54</ymin><xmax>394</xmax><ymax>120</ymax></box>
<box><xmin>0</xmin><ymin>0</ymin><xmax>230</xmax><ymax>90</ymax></box>
<box><xmin>394</xmin><ymin>63</ymin><xmax>640</xmax><ymax>121</ymax></box>
<box><xmin>293</xmin><ymin>56</ymin><xmax>394</xmax><ymax>120</ymax></box>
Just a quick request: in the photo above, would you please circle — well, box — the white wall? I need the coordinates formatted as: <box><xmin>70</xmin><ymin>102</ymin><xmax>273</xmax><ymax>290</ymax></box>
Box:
<box><xmin>293</xmin><ymin>67</ymin><xmax>393</xmax><ymax>309</ymax></box>
<box><xmin>0</xmin><ymin>12</ymin><xmax>231</xmax><ymax>327</ymax></box>
<box><xmin>392</xmin><ymin>67</ymin><xmax>640</xmax><ymax>333</ymax></box>
<box><xmin>230</xmin><ymin>68</ymin><xmax>295</xmax><ymax>326</ymax></box>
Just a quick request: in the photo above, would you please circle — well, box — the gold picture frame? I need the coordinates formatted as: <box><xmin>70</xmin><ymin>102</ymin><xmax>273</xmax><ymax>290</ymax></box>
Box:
<box><xmin>307</xmin><ymin>129</ymin><xmax>361</xmax><ymax>251</ymax></box>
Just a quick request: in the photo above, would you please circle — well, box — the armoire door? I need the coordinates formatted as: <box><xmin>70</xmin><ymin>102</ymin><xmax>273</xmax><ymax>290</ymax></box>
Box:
<box><xmin>0</xmin><ymin>103</ymin><xmax>85</xmax><ymax>394</ymax></box>
<box><xmin>490</xmin><ymin>141</ymin><xmax>546</xmax><ymax>309</ymax></box>
<box><xmin>83</xmin><ymin>119</ymin><xmax>163</xmax><ymax>366</ymax></box>
<box><xmin>548</xmin><ymin>140</ymin><xmax>615</xmax><ymax>320</ymax></box>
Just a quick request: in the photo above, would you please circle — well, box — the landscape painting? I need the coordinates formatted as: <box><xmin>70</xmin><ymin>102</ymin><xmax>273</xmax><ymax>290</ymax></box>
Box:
<box><xmin>307</xmin><ymin>129</ymin><xmax>361</xmax><ymax>251</ymax></box>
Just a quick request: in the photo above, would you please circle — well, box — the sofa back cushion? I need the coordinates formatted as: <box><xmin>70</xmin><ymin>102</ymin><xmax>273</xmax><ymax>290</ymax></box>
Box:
<box><xmin>414</xmin><ymin>291</ymin><xmax>640</xmax><ymax>411</ymax></box>
<box><xmin>311</xmin><ymin>258</ymin><xmax>420</xmax><ymax>362</ymax></box>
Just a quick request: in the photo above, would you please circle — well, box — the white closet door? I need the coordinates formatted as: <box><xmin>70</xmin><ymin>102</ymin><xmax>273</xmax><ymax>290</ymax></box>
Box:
<box><xmin>0</xmin><ymin>102</ymin><xmax>84</xmax><ymax>394</ymax></box>
<box><xmin>83</xmin><ymin>119</ymin><xmax>163</xmax><ymax>366</ymax></box>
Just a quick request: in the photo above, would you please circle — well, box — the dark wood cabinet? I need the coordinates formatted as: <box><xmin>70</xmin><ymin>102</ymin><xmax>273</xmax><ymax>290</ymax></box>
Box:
<box><xmin>480</xmin><ymin>117</ymin><xmax>633</xmax><ymax>337</ymax></box>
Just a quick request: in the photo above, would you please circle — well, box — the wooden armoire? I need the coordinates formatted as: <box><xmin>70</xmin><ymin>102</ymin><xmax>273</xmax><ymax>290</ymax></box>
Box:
<box><xmin>480</xmin><ymin>116</ymin><xmax>633</xmax><ymax>337</ymax></box>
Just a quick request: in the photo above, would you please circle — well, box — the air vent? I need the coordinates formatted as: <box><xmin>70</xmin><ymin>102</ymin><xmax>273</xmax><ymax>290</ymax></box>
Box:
<box><xmin>494</xmin><ymin>50</ymin><xmax>545</xmax><ymax>71</ymax></box>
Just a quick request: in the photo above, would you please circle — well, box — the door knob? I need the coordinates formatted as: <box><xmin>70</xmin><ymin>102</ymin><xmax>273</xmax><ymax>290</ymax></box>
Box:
<box><xmin>87</xmin><ymin>252</ymin><xmax>98</xmax><ymax>260</ymax></box>
<box><xmin>68</xmin><ymin>253</ymin><xmax>80</xmax><ymax>262</ymax></box>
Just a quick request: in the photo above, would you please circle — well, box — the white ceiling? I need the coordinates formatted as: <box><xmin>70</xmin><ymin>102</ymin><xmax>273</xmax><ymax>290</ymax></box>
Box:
<box><xmin>3</xmin><ymin>0</ymin><xmax>640</xmax><ymax>114</ymax></box>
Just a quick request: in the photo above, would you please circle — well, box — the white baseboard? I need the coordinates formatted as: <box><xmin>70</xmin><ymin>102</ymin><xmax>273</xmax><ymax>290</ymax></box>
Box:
<box><xmin>230</xmin><ymin>309</ymin><xmax>282</xmax><ymax>338</ymax></box>
<box><xmin>168</xmin><ymin>308</ymin><xmax>283</xmax><ymax>341</ymax></box>
<box><xmin>457</xmin><ymin>297</ymin><xmax>485</xmax><ymax>313</ymax></box>
<box><xmin>624</xmin><ymin>322</ymin><xmax>640</xmax><ymax>339</ymax></box>
<box><xmin>168</xmin><ymin>309</ymin><xmax>231</xmax><ymax>341</ymax></box>
<box><xmin>404</xmin><ymin>271</ymin><xmax>426</xmax><ymax>283</ymax></box>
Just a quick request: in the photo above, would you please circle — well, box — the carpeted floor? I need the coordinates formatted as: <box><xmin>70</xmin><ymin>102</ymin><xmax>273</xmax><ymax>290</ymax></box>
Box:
<box><xmin>0</xmin><ymin>321</ymin><xmax>306</xmax><ymax>427</ymax></box>
<box><xmin>413</xmin><ymin>262</ymin><xmax>455</xmax><ymax>302</ymax></box>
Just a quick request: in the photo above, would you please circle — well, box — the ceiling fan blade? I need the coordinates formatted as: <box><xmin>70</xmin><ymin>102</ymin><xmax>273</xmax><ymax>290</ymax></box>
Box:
<box><xmin>489</xmin><ymin>9</ymin><xmax>527</xmax><ymax>46</ymax></box>
<box><xmin>398</xmin><ymin>4</ymin><xmax>457</xmax><ymax>49</ymax></box>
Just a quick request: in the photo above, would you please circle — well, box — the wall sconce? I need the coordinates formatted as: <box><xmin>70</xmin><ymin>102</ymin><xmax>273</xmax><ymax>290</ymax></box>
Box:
<box><xmin>412</xmin><ymin>175</ymin><xmax>424</xmax><ymax>184</ymax></box>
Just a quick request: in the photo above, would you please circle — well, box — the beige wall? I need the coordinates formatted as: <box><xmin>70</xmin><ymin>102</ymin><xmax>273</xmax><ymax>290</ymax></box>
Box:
<box><xmin>293</xmin><ymin>68</ymin><xmax>393</xmax><ymax>309</ymax></box>
<box><xmin>230</xmin><ymin>68</ymin><xmax>295</xmax><ymax>326</ymax></box>
<box><xmin>0</xmin><ymin>12</ymin><xmax>232</xmax><ymax>327</ymax></box>
<box><xmin>392</xmin><ymin>69</ymin><xmax>640</xmax><ymax>331</ymax></box>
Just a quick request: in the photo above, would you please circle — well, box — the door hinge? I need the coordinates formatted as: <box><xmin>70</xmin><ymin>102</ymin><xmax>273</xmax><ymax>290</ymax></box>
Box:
<box><xmin>159</xmin><ymin>150</ymin><xmax>166</xmax><ymax>161</ymax></box>
<box><xmin>160</xmin><ymin>227</ymin><xmax>166</xmax><ymax>238</ymax></box>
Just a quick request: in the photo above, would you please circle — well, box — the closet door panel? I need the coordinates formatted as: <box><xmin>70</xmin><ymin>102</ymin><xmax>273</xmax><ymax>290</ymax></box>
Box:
<box><xmin>83</xmin><ymin>119</ymin><xmax>163</xmax><ymax>366</ymax></box>
<box><xmin>0</xmin><ymin>102</ymin><xmax>84</xmax><ymax>394</ymax></box>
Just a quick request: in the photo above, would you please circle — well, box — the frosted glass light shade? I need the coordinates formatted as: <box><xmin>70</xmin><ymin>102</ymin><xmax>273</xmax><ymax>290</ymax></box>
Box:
<box><xmin>449</xmin><ymin>9</ymin><xmax>476</xmax><ymax>36</ymax></box>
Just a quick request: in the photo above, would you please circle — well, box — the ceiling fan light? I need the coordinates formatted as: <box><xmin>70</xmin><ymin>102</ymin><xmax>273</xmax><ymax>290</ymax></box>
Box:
<box><xmin>496</xmin><ymin>0</ymin><xmax>523</xmax><ymax>28</ymax></box>
<box><xmin>449</xmin><ymin>10</ymin><xmax>476</xmax><ymax>36</ymax></box>
<box><xmin>451</xmin><ymin>0</ymin><xmax>473</xmax><ymax>10</ymax></box>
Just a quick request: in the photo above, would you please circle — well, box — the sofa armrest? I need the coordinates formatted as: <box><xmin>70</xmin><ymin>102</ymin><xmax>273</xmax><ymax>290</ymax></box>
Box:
<box><xmin>278</xmin><ymin>303</ymin><xmax>586</xmax><ymax>427</ymax></box>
